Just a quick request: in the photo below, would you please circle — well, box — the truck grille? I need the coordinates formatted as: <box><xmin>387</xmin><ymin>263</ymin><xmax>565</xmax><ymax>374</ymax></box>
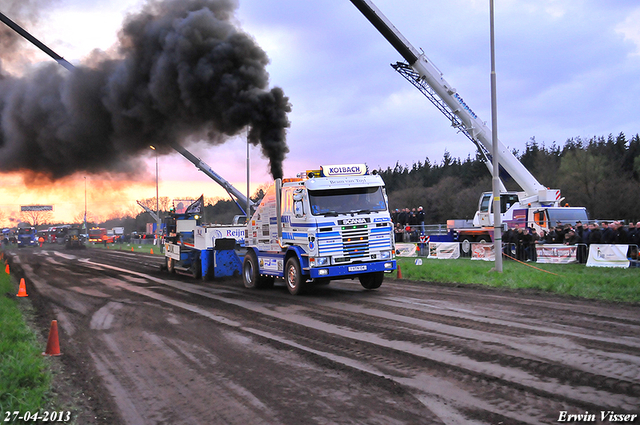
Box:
<box><xmin>342</xmin><ymin>227</ymin><xmax>369</xmax><ymax>258</ymax></box>
<box><xmin>317</xmin><ymin>224</ymin><xmax>391</xmax><ymax>262</ymax></box>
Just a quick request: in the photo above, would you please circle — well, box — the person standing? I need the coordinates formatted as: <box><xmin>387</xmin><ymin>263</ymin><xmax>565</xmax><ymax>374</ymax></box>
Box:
<box><xmin>417</xmin><ymin>206</ymin><xmax>425</xmax><ymax>235</ymax></box>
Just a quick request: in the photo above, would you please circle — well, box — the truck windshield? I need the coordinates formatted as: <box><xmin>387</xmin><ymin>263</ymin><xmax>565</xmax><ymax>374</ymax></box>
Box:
<box><xmin>18</xmin><ymin>228</ymin><xmax>34</xmax><ymax>235</ymax></box>
<box><xmin>547</xmin><ymin>208</ymin><xmax>589</xmax><ymax>225</ymax></box>
<box><xmin>308</xmin><ymin>186</ymin><xmax>387</xmax><ymax>216</ymax></box>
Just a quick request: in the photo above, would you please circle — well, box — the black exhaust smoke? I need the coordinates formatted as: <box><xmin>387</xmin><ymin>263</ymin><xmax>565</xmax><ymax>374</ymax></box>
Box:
<box><xmin>0</xmin><ymin>0</ymin><xmax>291</xmax><ymax>180</ymax></box>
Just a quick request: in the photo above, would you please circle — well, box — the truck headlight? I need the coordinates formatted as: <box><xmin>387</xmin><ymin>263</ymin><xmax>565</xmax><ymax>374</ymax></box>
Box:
<box><xmin>380</xmin><ymin>250</ymin><xmax>392</xmax><ymax>260</ymax></box>
<box><xmin>310</xmin><ymin>257</ymin><xmax>329</xmax><ymax>267</ymax></box>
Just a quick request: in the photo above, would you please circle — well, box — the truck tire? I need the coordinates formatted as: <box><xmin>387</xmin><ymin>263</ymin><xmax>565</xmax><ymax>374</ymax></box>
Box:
<box><xmin>191</xmin><ymin>258</ymin><xmax>201</xmax><ymax>280</ymax></box>
<box><xmin>243</xmin><ymin>252</ymin><xmax>275</xmax><ymax>289</ymax></box>
<box><xmin>359</xmin><ymin>271</ymin><xmax>384</xmax><ymax>290</ymax></box>
<box><xmin>167</xmin><ymin>257</ymin><xmax>176</xmax><ymax>274</ymax></box>
<box><xmin>460</xmin><ymin>237</ymin><xmax>472</xmax><ymax>255</ymax></box>
<box><xmin>285</xmin><ymin>257</ymin><xmax>305</xmax><ymax>295</ymax></box>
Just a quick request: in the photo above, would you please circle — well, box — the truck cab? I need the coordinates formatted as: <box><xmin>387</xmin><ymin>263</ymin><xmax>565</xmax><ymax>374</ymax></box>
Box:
<box><xmin>17</xmin><ymin>227</ymin><xmax>37</xmax><ymax>248</ymax></box>
<box><xmin>244</xmin><ymin>164</ymin><xmax>396</xmax><ymax>295</ymax></box>
<box><xmin>473</xmin><ymin>191</ymin><xmax>588</xmax><ymax>233</ymax></box>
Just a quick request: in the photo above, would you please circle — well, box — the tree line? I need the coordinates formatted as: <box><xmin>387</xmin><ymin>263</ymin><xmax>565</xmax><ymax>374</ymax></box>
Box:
<box><xmin>378</xmin><ymin>132</ymin><xmax>640</xmax><ymax>224</ymax></box>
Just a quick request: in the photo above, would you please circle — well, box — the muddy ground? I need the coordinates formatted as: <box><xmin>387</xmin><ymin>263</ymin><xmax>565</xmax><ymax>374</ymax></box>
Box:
<box><xmin>4</xmin><ymin>246</ymin><xmax>640</xmax><ymax>424</ymax></box>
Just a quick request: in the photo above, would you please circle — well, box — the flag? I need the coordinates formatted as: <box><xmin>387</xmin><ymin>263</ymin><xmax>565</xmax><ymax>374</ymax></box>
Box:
<box><xmin>185</xmin><ymin>195</ymin><xmax>204</xmax><ymax>215</ymax></box>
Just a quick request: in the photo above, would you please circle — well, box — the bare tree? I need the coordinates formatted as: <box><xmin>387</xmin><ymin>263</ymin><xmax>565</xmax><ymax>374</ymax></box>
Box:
<box><xmin>20</xmin><ymin>210</ymin><xmax>53</xmax><ymax>227</ymax></box>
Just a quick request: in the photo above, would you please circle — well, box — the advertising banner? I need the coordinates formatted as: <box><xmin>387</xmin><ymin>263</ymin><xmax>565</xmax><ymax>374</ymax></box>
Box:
<box><xmin>471</xmin><ymin>242</ymin><xmax>495</xmax><ymax>261</ymax></box>
<box><xmin>428</xmin><ymin>242</ymin><xmax>460</xmax><ymax>259</ymax></box>
<box><xmin>20</xmin><ymin>205</ymin><xmax>53</xmax><ymax>211</ymax></box>
<box><xmin>395</xmin><ymin>243</ymin><xmax>417</xmax><ymax>257</ymax></box>
<box><xmin>536</xmin><ymin>244</ymin><xmax>577</xmax><ymax>264</ymax></box>
<box><xmin>586</xmin><ymin>244</ymin><xmax>630</xmax><ymax>268</ymax></box>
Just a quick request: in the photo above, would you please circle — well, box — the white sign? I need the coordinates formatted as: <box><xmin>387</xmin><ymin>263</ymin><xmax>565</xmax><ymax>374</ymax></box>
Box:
<box><xmin>471</xmin><ymin>242</ymin><xmax>495</xmax><ymax>261</ymax></box>
<box><xmin>536</xmin><ymin>244</ymin><xmax>577</xmax><ymax>264</ymax></box>
<box><xmin>322</xmin><ymin>164</ymin><xmax>367</xmax><ymax>176</ymax></box>
<box><xmin>395</xmin><ymin>243</ymin><xmax>417</xmax><ymax>257</ymax></box>
<box><xmin>586</xmin><ymin>244</ymin><xmax>630</xmax><ymax>268</ymax></box>
<box><xmin>428</xmin><ymin>242</ymin><xmax>460</xmax><ymax>259</ymax></box>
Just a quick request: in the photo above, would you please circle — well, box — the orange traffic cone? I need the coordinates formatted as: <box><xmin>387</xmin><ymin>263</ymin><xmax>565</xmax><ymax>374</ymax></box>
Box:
<box><xmin>131</xmin><ymin>247</ymin><xmax>134</xmax><ymax>252</ymax></box>
<box><xmin>150</xmin><ymin>248</ymin><xmax>154</xmax><ymax>255</ymax></box>
<box><xmin>397</xmin><ymin>264</ymin><xmax>403</xmax><ymax>279</ymax></box>
<box><xmin>43</xmin><ymin>320</ymin><xmax>62</xmax><ymax>356</ymax></box>
<box><xmin>16</xmin><ymin>278</ymin><xmax>28</xmax><ymax>297</ymax></box>
<box><xmin>4</xmin><ymin>264</ymin><xmax>9</xmax><ymax>275</ymax></box>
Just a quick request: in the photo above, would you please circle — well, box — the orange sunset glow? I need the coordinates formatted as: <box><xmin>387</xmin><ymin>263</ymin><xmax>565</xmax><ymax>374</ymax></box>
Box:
<box><xmin>0</xmin><ymin>169</ymin><xmax>265</xmax><ymax>227</ymax></box>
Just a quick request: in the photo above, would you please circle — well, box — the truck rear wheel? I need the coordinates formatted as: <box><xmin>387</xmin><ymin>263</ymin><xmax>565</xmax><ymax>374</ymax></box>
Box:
<box><xmin>243</xmin><ymin>252</ymin><xmax>275</xmax><ymax>289</ymax></box>
<box><xmin>243</xmin><ymin>251</ymin><xmax>260</xmax><ymax>289</ymax></box>
<box><xmin>359</xmin><ymin>271</ymin><xmax>384</xmax><ymax>290</ymax></box>
<box><xmin>285</xmin><ymin>257</ymin><xmax>304</xmax><ymax>295</ymax></box>
<box><xmin>191</xmin><ymin>258</ymin><xmax>201</xmax><ymax>280</ymax></box>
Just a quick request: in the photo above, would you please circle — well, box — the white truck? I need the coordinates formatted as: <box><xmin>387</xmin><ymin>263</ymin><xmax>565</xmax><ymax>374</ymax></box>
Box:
<box><xmin>350</xmin><ymin>0</ymin><xmax>589</xmax><ymax>247</ymax></box>
<box><xmin>242</xmin><ymin>164</ymin><xmax>396</xmax><ymax>295</ymax></box>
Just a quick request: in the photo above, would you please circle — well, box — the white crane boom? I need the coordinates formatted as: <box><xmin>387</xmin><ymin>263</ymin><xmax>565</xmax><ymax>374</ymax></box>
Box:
<box><xmin>350</xmin><ymin>0</ymin><xmax>562</xmax><ymax>205</ymax></box>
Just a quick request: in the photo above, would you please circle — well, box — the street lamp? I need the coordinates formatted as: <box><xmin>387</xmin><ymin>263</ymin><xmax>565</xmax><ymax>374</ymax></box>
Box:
<box><xmin>150</xmin><ymin>146</ymin><xmax>159</xmax><ymax>245</ymax></box>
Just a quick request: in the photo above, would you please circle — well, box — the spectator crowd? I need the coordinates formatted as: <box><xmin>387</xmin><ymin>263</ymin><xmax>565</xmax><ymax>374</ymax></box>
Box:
<box><xmin>390</xmin><ymin>208</ymin><xmax>640</xmax><ymax>263</ymax></box>
<box><xmin>391</xmin><ymin>207</ymin><xmax>425</xmax><ymax>243</ymax></box>
<box><xmin>502</xmin><ymin>220</ymin><xmax>640</xmax><ymax>262</ymax></box>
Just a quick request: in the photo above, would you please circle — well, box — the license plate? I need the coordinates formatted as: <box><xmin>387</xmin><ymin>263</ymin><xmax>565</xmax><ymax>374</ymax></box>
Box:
<box><xmin>348</xmin><ymin>265</ymin><xmax>367</xmax><ymax>272</ymax></box>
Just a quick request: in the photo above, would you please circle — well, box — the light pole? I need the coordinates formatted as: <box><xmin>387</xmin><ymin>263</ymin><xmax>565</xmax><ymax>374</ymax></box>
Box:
<box><xmin>490</xmin><ymin>0</ymin><xmax>503</xmax><ymax>272</ymax></box>
<box><xmin>84</xmin><ymin>176</ymin><xmax>87</xmax><ymax>233</ymax></box>
<box><xmin>150</xmin><ymin>146</ymin><xmax>159</xmax><ymax>245</ymax></box>
<box><xmin>246</xmin><ymin>135</ymin><xmax>250</xmax><ymax>220</ymax></box>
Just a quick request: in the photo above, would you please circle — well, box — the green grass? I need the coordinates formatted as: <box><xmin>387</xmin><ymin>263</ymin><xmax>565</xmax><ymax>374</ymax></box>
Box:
<box><xmin>392</xmin><ymin>257</ymin><xmax>640</xmax><ymax>303</ymax></box>
<box><xmin>86</xmin><ymin>242</ymin><xmax>164</xmax><ymax>255</ymax></box>
<box><xmin>0</xmin><ymin>270</ymin><xmax>52</xmax><ymax>414</ymax></box>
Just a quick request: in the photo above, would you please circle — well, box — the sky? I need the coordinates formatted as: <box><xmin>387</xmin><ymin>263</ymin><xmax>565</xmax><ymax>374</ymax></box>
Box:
<box><xmin>1</xmin><ymin>0</ymin><xmax>640</xmax><ymax>225</ymax></box>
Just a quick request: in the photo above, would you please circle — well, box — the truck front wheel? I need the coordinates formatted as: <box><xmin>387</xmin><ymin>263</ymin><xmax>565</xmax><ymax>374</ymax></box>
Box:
<box><xmin>285</xmin><ymin>257</ymin><xmax>304</xmax><ymax>295</ymax></box>
<box><xmin>460</xmin><ymin>237</ymin><xmax>472</xmax><ymax>255</ymax></box>
<box><xmin>359</xmin><ymin>271</ymin><xmax>384</xmax><ymax>290</ymax></box>
<box><xmin>167</xmin><ymin>257</ymin><xmax>176</xmax><ymax>274</ymax></box>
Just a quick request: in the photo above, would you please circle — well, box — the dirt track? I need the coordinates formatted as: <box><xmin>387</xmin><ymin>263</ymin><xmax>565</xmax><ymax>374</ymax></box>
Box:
<box><xmin>5</xmin><ymin>246</ymin><xmax>640</xmax><ymax>424</ymax></box>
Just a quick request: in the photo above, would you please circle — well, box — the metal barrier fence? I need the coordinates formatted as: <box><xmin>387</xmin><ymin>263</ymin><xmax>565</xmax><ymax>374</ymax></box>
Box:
<box><xmin>400</xmin><ymin>241</ymin><xmax>639</xmax><ymax>266</ymax></box>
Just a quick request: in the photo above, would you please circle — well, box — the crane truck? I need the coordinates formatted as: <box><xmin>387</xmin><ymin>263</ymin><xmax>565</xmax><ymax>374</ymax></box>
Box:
<box><xmin>157</xmin><ymin>146</ymin><xmax>254</xmax><ymax>280</ymax></box>
<box><xmin>242</xmin><ymin>164</ymin><xmax>396</xmax><ymax>295</ymax></box>
<box><xmin>349</xmin><ymin>0</ymin><xmax>588</xmax><ymax>250</ymax></box>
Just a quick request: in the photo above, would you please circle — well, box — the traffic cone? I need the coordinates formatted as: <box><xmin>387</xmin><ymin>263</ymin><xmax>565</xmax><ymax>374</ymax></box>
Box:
<box><xmin>150</xmin><ymin>248</ymin><xmax>154</xmax><ymax>255</ymax></box>
<box><xmin>16</xmin><ymin>278</ymin><xmax>28</xmax><ymax>297</ymax></box>
<box><xmin>43</xmin><ymin>320</ymin><xmax>62</xmax><ymax>356</ymax></box>
<box><xmin>397</xmin><ymin>264</ymin><xmax>403</xmax><ymax>279</ymax></box>
<box><xmin>131</xmin><ymin>247</ymin><xmax>134</xmax><ymax>252</ymax></box>
<box><xmin>4</xmin><ymin>264</ymin><xmax>9</xmax><ymax>275</ymax></box>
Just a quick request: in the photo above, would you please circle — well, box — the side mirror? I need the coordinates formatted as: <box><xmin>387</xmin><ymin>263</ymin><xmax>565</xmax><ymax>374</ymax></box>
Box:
<box><xmin>294</xmin><ymin>200</ymin><xmax>304</xmax><ymax>218</ymax></box>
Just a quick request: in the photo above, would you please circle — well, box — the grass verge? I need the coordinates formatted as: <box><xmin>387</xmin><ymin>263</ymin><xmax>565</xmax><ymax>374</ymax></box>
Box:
<box><xmin>392</xmin><ymin>257</ymin><xmax>640</xmax><ymax>303</ymax></box>
<box><xmin>0</xmin><ymin>271</ymin><xmax>52</xmax><ymax>414</ymax></box>
<box><xmin>86</xmin><ymin>242</ymin><xmax>163</xmax><ymax>255</ymax></box>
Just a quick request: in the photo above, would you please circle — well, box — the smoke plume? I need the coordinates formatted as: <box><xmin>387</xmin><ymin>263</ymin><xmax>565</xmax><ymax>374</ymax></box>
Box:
<box><xmin>0</xmin><ymin>0</ymin><xmax>291</xmax><ymax>180</ymax></box>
